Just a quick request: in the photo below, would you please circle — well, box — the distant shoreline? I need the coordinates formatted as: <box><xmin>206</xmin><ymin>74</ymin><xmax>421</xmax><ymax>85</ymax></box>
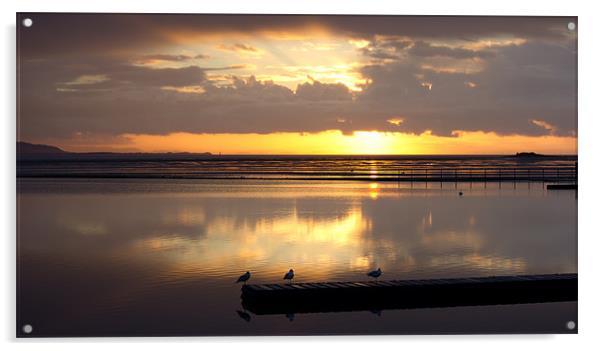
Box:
<box><xmin>17</xmin><ymin>153</ymin><xmax>578</xmax><ymax>162</ymax></box>
<box><xmin>17</xmin><ymin>140</ymin><xmax>577</xmax><ymax>160</ymax></box>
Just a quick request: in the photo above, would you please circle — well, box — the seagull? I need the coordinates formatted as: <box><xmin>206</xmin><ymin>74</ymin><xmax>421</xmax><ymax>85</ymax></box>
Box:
<box><xmin>236</xmin><ymin>271</ymin><xmax>251</xmax><ymax>285</ymax></box>
<box><xmin>283</xmin><ymin>269</ymin><xmax>295</xmax><ymax>284</ymax></box>
<box><xmin>367</xmin><ymin>268</ymin><xmax>382</xmax><ymax>280</ymax></box>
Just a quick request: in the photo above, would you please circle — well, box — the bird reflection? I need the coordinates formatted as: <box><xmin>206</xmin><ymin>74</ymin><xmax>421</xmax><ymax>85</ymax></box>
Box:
<box><xmin>236</xmin><ymin>310</ymin><xmax>251</xmax><ymax>322</ymax></box>
<box><xmin>285</xmin><ymin>313</ymin><xmax>295</xmax><ymax>322</ymax></box>
<box><xmin>369</xmin><ymin>309</ymin><xmax>382</xmax><ymax>317</ymax></box>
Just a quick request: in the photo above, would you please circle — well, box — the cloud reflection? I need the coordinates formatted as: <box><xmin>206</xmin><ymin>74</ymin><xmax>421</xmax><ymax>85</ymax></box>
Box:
<box><xmin>19</xmin><ymin>180</ymin><xmax>577</xmax><ymax>285</ymax></box>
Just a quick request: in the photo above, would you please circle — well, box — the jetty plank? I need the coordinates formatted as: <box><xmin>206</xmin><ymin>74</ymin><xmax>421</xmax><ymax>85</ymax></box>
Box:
<box><xmin>241</xmin><ymin>273</ymin><xmax>577</xmax><ymax>315</ymax></box>
<box><xmin>547</xmin><ymin>184</ymin><xmax>577</xmax><ymax>190</ymax></box>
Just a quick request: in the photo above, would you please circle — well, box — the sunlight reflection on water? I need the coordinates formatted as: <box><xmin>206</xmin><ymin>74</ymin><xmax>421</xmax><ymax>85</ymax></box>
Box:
<box><xmin>17</xmin><ymin>179</ymin><xmax>577</xmax><ymax>335</ymax></box>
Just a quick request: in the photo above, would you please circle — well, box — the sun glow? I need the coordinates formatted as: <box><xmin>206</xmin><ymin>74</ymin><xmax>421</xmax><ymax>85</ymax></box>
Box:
<box><xmin>133</xmin><ymin>204</ymin><xmax>374</xmax><ymax>281</ymax></box>
<box><xmin>350</xmin><ymin>131</ymin><xmax>393</xmax><ymax>154</ymax></box>
<box><xmin>369</xmin><ymin>183</ymin><xmax>379</xmax><ymax>199</ymax></box>
<box><xmin>48</xmin><ymin>129</ymin><xmax>576</xmax><ymax>155</ymax></box>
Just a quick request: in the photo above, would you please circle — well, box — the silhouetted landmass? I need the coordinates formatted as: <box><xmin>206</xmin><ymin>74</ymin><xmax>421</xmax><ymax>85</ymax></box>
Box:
<box><xmin>515</xmin><ymin>152</ymin><xmax>546</xmax><ymax>157</ymax></box>
<box><xmin>17</xmin><ymin>141</ymin><xmax>212</xmax><ymax>161</ymax></box>
<box><xmin>17</xmin><ymin>142</ymin><xmax>67</xmax><ymax>154</ymax></box>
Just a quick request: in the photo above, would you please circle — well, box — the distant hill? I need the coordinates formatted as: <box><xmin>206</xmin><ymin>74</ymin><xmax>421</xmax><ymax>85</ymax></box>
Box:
<box><xmin>514</xmin><ymin>152</ymin><xmax>546</xmax><ymax>158</ymax></box>
<box><xmin>17</xmin><ymin>142</ymin><xmax>68</xmax><ymax>154</ymax></box>
<box><xmin>17</xmin><ymin>141</ymin><xmax>214</xmax><ymax>161</ymax></box>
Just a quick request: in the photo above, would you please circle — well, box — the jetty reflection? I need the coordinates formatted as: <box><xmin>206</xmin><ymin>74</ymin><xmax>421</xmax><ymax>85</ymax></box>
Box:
<box><xmin>236</xmin><ymin>310</ymin><xmax>251</xmax><ymax>322</ymax></box>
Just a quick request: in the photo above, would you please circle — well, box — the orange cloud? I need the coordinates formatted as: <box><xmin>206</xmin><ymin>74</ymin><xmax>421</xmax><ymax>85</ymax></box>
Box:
<box><xmin>387</xmin><ymin>117</ymin><xmax>405</xmax><ymax>126</ymax></box>
<box><xmin>216</xmin><ymin>43</ymin><xmax>264</xmax><ymax>56</ymax></box>
<box><xmin>531</xmin><ymin>119</ymin><xmax>557</xmax><ymax>135</ymax></box>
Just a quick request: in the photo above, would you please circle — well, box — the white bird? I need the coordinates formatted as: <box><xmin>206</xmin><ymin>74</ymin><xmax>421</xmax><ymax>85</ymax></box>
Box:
<box><xmin>283</xmin><ymin>269</ymin><xmax>295</xmax><ymax>283</ymax></box>
<box><xmin>367</xmin><ymin>268</ymin><xmax>382</xmax><ymax>280</ymax></box>
<box><xmin>236</xmin><ymin>271</ymin><xmax>251</xmax><ymax>285</ymax></box>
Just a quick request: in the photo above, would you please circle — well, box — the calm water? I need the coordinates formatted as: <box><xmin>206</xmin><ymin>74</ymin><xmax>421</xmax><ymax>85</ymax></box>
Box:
<box><xmin>17</xmin><ymin>154</ymin><xmax>577</xmax><ymax>179</ymax></box>
<box><xmin>17</xmin><ymin>178</ymin><xmax>577</xmax><ymax>336</ymax></box>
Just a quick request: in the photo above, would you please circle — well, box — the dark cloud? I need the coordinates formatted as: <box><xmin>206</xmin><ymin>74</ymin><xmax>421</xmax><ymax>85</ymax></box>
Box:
<box><xmin>353</xmin><ymin>41</ymin><xmax>576</xmax><ymax>136</ymax></box>
<box><xmin>361</xmin><ymin>47</ymin><xmax>400</xmax><ymax>61</ymax></box>
<box><xmin>360</xmin><ymin>38</ymin><xmax>414</xmax><ymax>60</ymax></box>
<box><xmin>134</xmin><ymin>54</ymin><xmax>209</xmax><ymax>63</ymax></box>
<box><xmin>51</xmin><ymin>63</ymin><xmax>207</xmax><ymax>91</ymax></box>
<box><xmin>22</xmin><ymin>57</ymin><xmax>207</xmax><ymax>92</ymax></box>
<box><xmin>202</xmin><ymin>76</ymin><xmax>294</xmax><ymax>102</ymax></box>
<box><xmin>17</xmin><ymin>14</ymin><xmax>577</xmax><ymax>142</ymax></box>
<box><xmin>17</xmin><ymin>14</ymin><xmax>574</xmax><ymax>57</ymax></box>
<box><xmin>203</xmin><ymin>64</ymin><xmax>253</xmax><ymax>71</ymax></box>
<box><xmin>409</xmin><ymin>41</ymin><xmax>496</xmax><ymax>59</ymax></box>
<box><xmin>217</xmin><ymin>43</ymin><xmax>260</xmax><ymax>53</ymax></box>
<box><xmin>109</xmin><ymin>65</ymin><xmax>206</xmax><ymax>87</ymax></box>
<box><xmin>296</xmin><ymin>79</ymin><xmax>352</xmax><ymax>101</ymax></box>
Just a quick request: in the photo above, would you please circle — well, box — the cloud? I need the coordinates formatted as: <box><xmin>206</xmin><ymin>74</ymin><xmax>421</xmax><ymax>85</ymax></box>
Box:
<box><xmin>203</xmin><ymin>64</ymin><xmax>256</xmax><ymax>71</ymax></box>
<box><xmin>47</xmin><ymin>61</ymin><xmax>208</xmax><ymax>93</ymax></box>
<box><xmin>140</xmin><ymin>54</ymin><xmax>208</xmax><ymax>61</ymax></box>
<box><xmin>62</xmin><ymin>74</ymin><xmax>109</xmax><ymax>86</ymax></box>
<box><xmin>295</xmin><ymin>78</ymin><xmax>352</xmax><ymax>101</ymax></box>
<box><xmin>359</xmin><ymin>38</ymin><xmax>413</xmax><ymax>61</ymax></box>
<box><xmin>17</xmin><ymin>15</ymin><xmax>577</xmax><ymax>143</ymax></box>
<box><xmin>387</xmin><ymin>117</ymin><xmax>405</xmax><ymax>126</ymax></box>
<box><xmin>531</xmin><ymin>119</ymin><xmax>557</xmax><ymax>135</ymax></box>
<box><xmin>217</xmin><ymin>43</ymin><xmax>263</xmax><ymax>56</ymax></box>
<box><xmin>18</xmin><ymin>14</ymin><xmax>574</xmax><ymax>58</ymax></box>
<box><xmin>409</xmin><ymin>41</ymin><xmax>496</xmax><ymax>59</ymax></box>
<box><xmin>202</xmin><ymin>76</ymin><xmax>295</xmax><ymax>102</ymax></box>
<box><xmin>132</xmin><ymin>54</ymin><xmax>209</xmax><ymax>65</ymax></box>
<box><xmin>353</xmin><ymin>40</ymin><xmax>576</xmax><ymax>136</ymax></box>
<box><xmin>361</xmin><ymin>47</ymin><xmax>400</xmax><ymax>61</ymax></box>
<box><xmin>161</xmin><ymin>86</ymin><xmax>206</xmax><ymax>94</ymax></box>
<box><xmin>110</xmin><ymin>65</ymin><xmax>206</xmax><ymax>87</ymax></box>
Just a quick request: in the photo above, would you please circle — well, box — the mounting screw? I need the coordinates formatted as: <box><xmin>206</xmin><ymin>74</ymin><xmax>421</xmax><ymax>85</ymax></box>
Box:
<box><xmin>567</xmin><ymin>22</ymin><xmax>576</xmax><ymax>31</ymax></box>
<box><xmin>566</xmin><ymin>320</ymin><xmax>576</xmax><ymax>330</ymax></box>
<box><xmin>22</xmin><ymin>324</ymin><xmax>33</xmax><ymax>334</ymax></box>
<box><xmin>22</xmin><ymin>18</ymin><xmax>33</xmax><ymax>28</ymax></box>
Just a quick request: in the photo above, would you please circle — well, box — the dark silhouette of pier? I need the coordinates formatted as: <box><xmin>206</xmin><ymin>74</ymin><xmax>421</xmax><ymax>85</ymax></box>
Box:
<box><xmin>304</xmin><ymin>165</ymin><xmax>577</xmax><ymax>184</ymax></box>
<box><xmin>17</xmin><ymin>165</ymin><xmax>578</xmax><ymax>184</ymax></box>
<box><xmin>241</xmin><ymin>273</ymin><xmax>577</xmax><ymax>315</ymax></box>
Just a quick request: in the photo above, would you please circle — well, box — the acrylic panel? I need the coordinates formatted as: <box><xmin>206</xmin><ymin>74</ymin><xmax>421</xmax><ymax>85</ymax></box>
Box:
<box><xmin>16</xmin><ymin>13</ymin><xmax>577</xmax><ymax>337</ymax></box>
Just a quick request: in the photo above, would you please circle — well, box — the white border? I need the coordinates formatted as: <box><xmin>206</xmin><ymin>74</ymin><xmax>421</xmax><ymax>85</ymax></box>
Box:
<box><xmin>2</xmin><ymin>0</ymin><xmax>601</xmax><ymax>350</ymax></box>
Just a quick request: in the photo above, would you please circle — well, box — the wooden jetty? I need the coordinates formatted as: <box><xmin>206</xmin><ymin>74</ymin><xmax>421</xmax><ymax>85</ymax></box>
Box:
<box><xmin>547</xmin><ymin>184</ymin><xmax>577</xmax><ymax>190</ymax></box>
<box><xmin>241</xmin><ymin>273</ymin><xmax>577</xmax><ymax>315</ymax></box>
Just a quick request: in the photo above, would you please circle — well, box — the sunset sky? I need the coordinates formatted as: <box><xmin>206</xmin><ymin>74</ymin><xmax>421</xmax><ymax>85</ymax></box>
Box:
<box><xmin>17</xmin><ymin>14</ymin><xmax>577</xmax><ymax>154</ymax></box>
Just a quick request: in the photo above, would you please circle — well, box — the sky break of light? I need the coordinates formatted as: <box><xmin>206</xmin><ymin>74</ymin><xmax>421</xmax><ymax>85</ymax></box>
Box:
<box><xmin>18</xmin><ymin>14</ymin><xmax>577</xmax><ymax>154</ymax></box>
